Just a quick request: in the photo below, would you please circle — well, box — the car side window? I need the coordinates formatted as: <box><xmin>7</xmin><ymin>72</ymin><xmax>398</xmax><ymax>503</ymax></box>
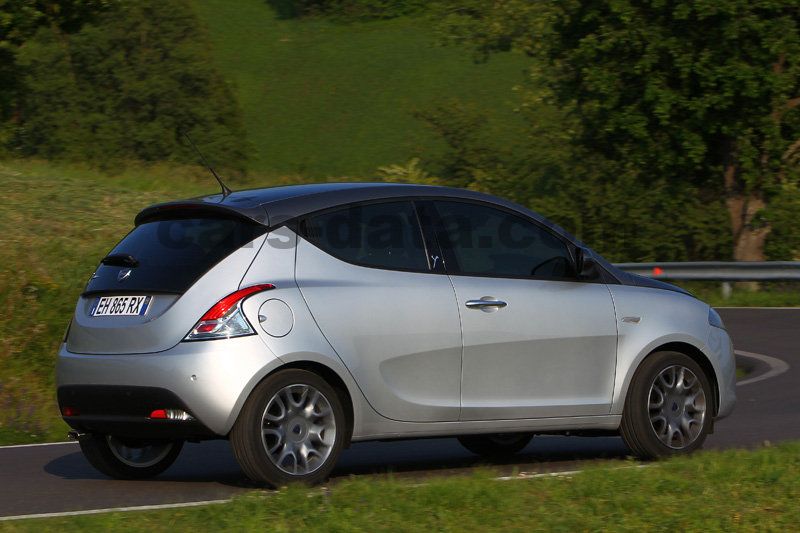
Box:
<box><xmin>302</xmin><ymin>201</ymin><xmax>429</xmax><ymax>272</ymax></box>
<box><xmin>433</xmin><ymin>201</ymin><xmax>575</xmax><ymax>279</ymax></box>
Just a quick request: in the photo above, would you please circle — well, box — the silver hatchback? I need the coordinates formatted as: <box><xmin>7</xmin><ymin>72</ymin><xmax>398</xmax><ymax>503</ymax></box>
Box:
<box><xmin>57</xmin><ymin>183</ymin><xmax>736</xmax><ymax>486</ymax></box>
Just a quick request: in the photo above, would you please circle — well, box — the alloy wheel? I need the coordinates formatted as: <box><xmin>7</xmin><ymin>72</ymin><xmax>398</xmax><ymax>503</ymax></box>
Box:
<box><xmin>648</xmin><ymin>365</ymin><xmax>707</xmax><ymax>449</ymax></box>
<box><xmin>260</xmin><ymin>384</ymin><xmax>337</xmax><ymax>475</ymax></box>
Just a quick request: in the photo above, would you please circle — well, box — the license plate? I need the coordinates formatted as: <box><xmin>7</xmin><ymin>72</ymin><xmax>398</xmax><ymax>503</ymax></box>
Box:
<box><xmin>91</xmin><ymin>295</ymin><xmax>152</xmax><ymax>317</ymax></box>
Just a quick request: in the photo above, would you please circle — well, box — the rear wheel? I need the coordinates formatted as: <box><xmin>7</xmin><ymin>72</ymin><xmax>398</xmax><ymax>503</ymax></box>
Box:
<box><xmin>79</xmin><ymin>435</ymin><xmax>183</xmax><ymax>479</ymax></box>
<box><xmin>230</xmin><ymin>369</ymin><xmax>346</xmax><ymax>488</ymax></box>
<box><xmin>620</xmin><ymin>351</ymin><xmax>712</xmax><ymax>459</ymax></box>
<box><xmin>458</xmin><ymin>433</ymin><xmax>534</xmax><ymax>458</ymax></box>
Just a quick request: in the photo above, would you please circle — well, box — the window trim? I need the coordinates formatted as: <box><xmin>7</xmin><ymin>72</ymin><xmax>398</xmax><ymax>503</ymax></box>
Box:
<box><xmin>296</xmin><ymin>198</ymin><xmax>435</xmax><ymax>275</ymax></box>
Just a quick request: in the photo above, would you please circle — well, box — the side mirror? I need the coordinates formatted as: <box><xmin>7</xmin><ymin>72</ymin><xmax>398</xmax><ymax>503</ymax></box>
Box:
<box><xmin>575</xmin><ymin>247</ymin><xmax>599</xmax><ymax>280</ymax></box>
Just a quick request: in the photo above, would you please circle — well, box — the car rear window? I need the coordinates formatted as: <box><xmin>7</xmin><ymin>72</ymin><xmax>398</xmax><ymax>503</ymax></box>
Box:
<box><xmin>84</xmin><ymin>217</ymin><xmax>266</xmax><ymax>295</ymax></box>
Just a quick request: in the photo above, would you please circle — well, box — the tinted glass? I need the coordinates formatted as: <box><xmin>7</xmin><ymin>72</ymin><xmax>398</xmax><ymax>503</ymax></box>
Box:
<box><xmin>85</xmin><ymin>217</ymin><xmax>266</xmax><ymax>294</ymax></box>
<box><xmin>434</xmin><ymin>201</ymin><xmax>574</xmax><ymax>279</ymax></box>
<box><xmin>303</xmin><ymin>201</ymin><xmax>429</xmax><ymax>271</ymax></box>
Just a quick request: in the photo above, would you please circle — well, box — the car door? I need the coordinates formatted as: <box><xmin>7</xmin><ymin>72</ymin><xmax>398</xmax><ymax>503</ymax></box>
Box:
<box><xmin>428</xmin><ymin>200</ymin><xmax>618</xmax><ymax>421</ymax></box>
<box><xmin>295</xmin><ymin>200</ymin><xmax>463</xmax><ymax>422</ymax></box>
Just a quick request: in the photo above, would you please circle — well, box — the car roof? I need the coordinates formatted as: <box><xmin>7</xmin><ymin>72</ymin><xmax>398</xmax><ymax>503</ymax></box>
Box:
<box><xmin>135</xmin><ymin>182</ymin><xmax>545</xmax><ymax>228</ymax></box>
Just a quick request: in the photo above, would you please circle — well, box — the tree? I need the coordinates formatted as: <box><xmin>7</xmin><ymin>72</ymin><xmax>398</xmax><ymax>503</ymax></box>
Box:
<box><xmin>0</xmin><ymin>0</ymin><xmax>114</xmax><ymax>146</ymax></box>
<box><xmin>437</xmin><ymin>0</ymin><xmax>800</xmax><ymax>260</ymax></box>
<box><xmin>11</xmin><ymin>0</ymin><xmax>246</xmax><ymax>168</ymax></box>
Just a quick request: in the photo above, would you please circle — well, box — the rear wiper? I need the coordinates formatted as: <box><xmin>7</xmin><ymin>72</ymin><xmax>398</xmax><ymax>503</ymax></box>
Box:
<box><xmin>101</xmin><ymin>253</ymin><xmax>139</xmax><ymax>268</ymax></box>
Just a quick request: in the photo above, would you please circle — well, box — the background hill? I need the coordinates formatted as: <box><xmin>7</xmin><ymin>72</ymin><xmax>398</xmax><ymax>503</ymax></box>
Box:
<box><xmin>190</xmin><ymin>0</ymin><xmax>529</xmax><ymax>178</ymax></box>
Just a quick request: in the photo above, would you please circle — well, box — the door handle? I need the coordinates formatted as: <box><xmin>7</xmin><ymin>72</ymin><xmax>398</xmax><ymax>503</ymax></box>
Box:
<box><xmin>465</xmin><ymin>298</ymin><xmax>507</xmax><ymax>310</ymax></box>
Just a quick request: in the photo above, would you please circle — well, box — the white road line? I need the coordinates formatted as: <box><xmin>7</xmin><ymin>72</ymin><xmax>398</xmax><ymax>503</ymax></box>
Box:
<box><xmin>735</xmin><ymin>350</ymin><xmax>791</xmax><ymax>386</ymax></box>
<box><xmin>0</xmin><ymin>441</ymin><xmax>77</xmax><ymax>450</ymax></box>
<box><xmin>0</xmin><ymin>499</ymin><xmax>232</xmax><ymax>522</ymax></box>
<box><xmin>494</xmin><ymin>464</ymin><xmax>651</xmax><ymax>481</ymax></box>
<box><xmin>494</xmin><ymin>469</ymin><xmax>582</xmax><ymax>481</ymax></box>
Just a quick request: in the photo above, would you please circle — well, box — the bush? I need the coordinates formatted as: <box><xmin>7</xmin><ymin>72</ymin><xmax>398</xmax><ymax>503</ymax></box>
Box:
<box><xmin>11</xmin><ymin>0</ymin><xmax>247</xmax><ymax>170</ymax></box>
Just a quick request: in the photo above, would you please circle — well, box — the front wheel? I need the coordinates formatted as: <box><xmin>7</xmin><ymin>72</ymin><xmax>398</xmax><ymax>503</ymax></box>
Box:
<box><xmin>79</xmin><ymin>435</ymin><xmax>183</xmax><ymax>479</ymax></box>
<box><xmin>230</xmin><ymin>369</ymin><xmax>346</xmax><ymax>488</ymax></box>
<box><xmin>620</xmin><ymin>351</ymin><xmax>712</xmax><ymax>459</ymax></box>
<box><xmin>458</xmin><ymin>433</ymin><xmax>534</xmax><ymax>458</ymax></box>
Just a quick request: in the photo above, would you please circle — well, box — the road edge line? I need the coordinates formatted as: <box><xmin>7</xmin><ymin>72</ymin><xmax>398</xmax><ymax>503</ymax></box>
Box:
<box><xmin>0</xmin><ymin>441</ymin><xmax>77</xmax><ymax>450</ymax></box>
<box><xmin>735</xmin><ymin>350</ymin><xmax>790</xmax><ymax>386</ymax></box>
<box><xmin>0</xmin><ymin>498</ymin><xmax>232</xmax><ymax>522</ymax></box>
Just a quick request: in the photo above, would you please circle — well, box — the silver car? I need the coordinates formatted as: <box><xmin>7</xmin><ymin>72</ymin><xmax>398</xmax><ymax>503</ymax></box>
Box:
<box><xmin>57</xmin><ymin>183</ymin><xmax>736</xmax><ymax>486</ymax></box>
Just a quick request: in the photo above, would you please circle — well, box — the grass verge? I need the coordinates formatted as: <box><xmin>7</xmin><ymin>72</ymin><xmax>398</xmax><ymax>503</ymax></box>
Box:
<box><xmin>3</xmin><ymin>442</ymin><xmax>800</xmax><ymax>531</ymax></box>
<box><xmin>675</xmin><ymin>281</ymin><xmax>800</xmax><ymax>308</ymax></box>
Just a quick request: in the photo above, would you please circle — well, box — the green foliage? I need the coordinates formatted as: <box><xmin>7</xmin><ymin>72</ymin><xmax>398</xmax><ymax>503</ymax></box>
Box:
<box><xmin>376</xmin><ymin>158</ymin><xmax>440</xmax><ymax>184</ymax></box>
<box><xmin>5</xmin><ymin>0</ymin><xmax>247</xmax><ymax>169</ymax></box>
<box><xmin>266</xmin><ymin>0</ymin><xmax>428</xmax><ymax>20</ymax></box>
<box><xmin>407</xmin><ymin>84</ymin><xmax>730</xmax><ymax>261</ymax></box>
<box><xmin>433</xmin><ymin>0</ymin><xmax>800</xmax><ymax>261</ymax></box>
<box><xmin>0</xmin><ymin>0</ymin><xmax>116</xmax><ymax>147</ymax></box>
<box><xmin>413</xmin><ymin>98</ymin><xmax>507</xmax><ymax>189</ymax></box>
<box><xmin>764</xmin><ymin>183</ymin><xmax>800</xmax><ymax>259</ymax></box>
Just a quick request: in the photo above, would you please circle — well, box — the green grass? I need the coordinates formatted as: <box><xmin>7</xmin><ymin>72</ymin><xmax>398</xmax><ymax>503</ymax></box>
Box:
<box><xmin>190</xmin><ymin>0</ymin><xmax>529</xmax><ymax>177</ymax></box>
<box><xmin>4</xmin><ymin>443</ymin><xmax>800</xmax><ymax>531</ymax></box>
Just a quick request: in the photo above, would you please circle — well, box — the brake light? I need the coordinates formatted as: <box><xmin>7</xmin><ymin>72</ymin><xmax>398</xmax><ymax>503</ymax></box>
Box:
<box><xmin>200</xmin><ymin>284</ymin><xmax>274</xmax><ymax>321</ymax></box>
<box><xmin>185</xmin><ymin>284</ymin><xmax>275</xmax><ymax>341</ymax></box>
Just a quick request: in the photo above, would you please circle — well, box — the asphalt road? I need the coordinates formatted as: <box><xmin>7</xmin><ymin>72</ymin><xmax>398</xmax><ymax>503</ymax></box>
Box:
<box><xmin>1</xmin><ymin>308</ymin><xmax>797</xmax><ymax>520</ymax></box>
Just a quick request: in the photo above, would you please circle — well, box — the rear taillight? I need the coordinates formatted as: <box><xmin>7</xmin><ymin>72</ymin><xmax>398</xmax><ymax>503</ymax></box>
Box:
<box><xmin>185</xmin><ymin>284</ymin><xmax>274</xmax><ymax>341</ymax></box>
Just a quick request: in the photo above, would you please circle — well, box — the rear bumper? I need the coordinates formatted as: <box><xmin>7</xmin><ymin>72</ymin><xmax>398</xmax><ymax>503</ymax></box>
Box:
<box><xmin>56</xmin><ymin>334</ymin><xmax>283</xmax><ymax>437</ymax></box>
<box><xmin>58</xmin><ymin>385</ymin><xmax>216</xmax><ymax>440</ymax></box>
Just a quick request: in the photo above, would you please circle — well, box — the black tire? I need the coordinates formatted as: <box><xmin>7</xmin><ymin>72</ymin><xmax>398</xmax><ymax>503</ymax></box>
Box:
<box><xmin>620</xmin><ymin>351</ymin><xmax>713</xmax><ymax>459</ymax></box>
<box><xmin>79</xmin><ymin>435</ymin><xmax>183</xmax><ymax>479</ymax></box>
<box><xmin>230</xmin><ymin>369</ymin><xmax>346</xmax><ymax>488</ymax></box>
<box><xmin>458</xmin><ymin>433</ymin><xmax>534</xmax><ymax>458</ymax></box>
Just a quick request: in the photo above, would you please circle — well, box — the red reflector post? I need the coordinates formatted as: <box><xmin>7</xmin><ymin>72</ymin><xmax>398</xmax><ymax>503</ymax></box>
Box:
<box><xmin>653</xmin><ymin>267</ymin><xmax>664</xmax><ymax>276</ymax></box>
<box><xmin>61</xmin><ymin>407</ymin><xmax>79</xmax><ymax>417</ymax></box>
<box><xmin>149</xmin><ymin>409</ymin><xmax>168</xmax><ymax>419</ymax></box>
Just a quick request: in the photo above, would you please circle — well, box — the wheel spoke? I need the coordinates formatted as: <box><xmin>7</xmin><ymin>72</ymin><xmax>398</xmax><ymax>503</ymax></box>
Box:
<box><xmin>668</xmin><ymin>424</ymin><xmax>685</xmax><ymax>448</ymax></box>
<box><xmin>287</xmin><ymin>386</ymin><xmax>309</xmax><ymax>410</ymax></box>
<box><xmin>264</xmin><ymin>394</ymin><xmax>287</xmax><ymax>423</ymax></box>
<box><xmin>304</xmin><ymin>390</ymin><xmax>321</xmax><ymax>418</ymax></box>
<box><xmin>649</xmin><ymin>387</ymin><xmax>665</xmax><ymax>410</ymax></box>
<box><xmin>675</xmin><ymin>367</ymin><xmax>686</xmax><ymax>393</ymax></box>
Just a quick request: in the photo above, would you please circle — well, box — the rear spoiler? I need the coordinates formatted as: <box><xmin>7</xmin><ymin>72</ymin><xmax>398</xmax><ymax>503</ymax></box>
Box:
<box><xmin>134</xmin><ymin>201</ymin><xmax>269</xmax><ymax>226</ymax></box>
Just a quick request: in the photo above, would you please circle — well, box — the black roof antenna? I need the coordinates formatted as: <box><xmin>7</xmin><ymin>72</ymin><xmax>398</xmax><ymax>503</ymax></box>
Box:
<box><xmin>181</xmin><ymin>131</ymin><xmax>233</xmax><ymax>198</ymax></box>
